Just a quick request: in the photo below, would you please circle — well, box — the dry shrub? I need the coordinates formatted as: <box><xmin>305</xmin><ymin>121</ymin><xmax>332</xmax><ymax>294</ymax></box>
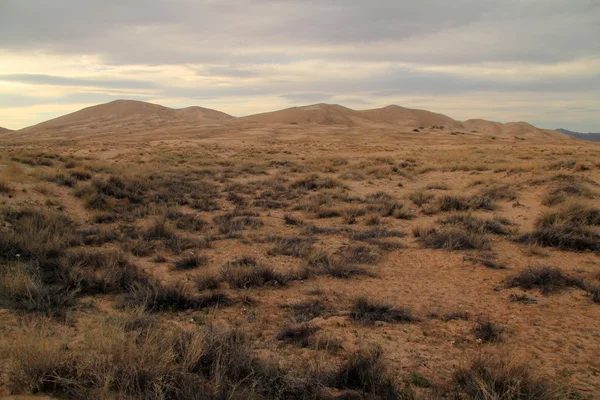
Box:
<box><xmin>350</xmin><ymin>297</ymin><xmax>418</xmax><ymax>324</ymax></box>
<box><xmin>505</xmin><ymin>266</ymin><xmax>584</xmax><ymax>294</ymax></box>
<box><xmin>416</xmin><ymin>227</ymin><xmax>491</xmax><ymax>250</ymax></box>
<box><xmin>452</xmin><ymin>354</ymin><xmax>573</xmax><ymax>399</ymax></box>
<box><xmin>220</xmin><ymin>257</ymin><xmax>294</xmax><ymax>289</ymax></box>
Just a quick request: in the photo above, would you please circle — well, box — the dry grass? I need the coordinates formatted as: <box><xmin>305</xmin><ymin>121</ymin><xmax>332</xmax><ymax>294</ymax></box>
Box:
<box><xmin>350</xmin><ymin>297</ymin><xmax>418</xmax><ymax>324</ymax></box>
<box><xmin>505</xmin><ymin>266</ymin><xmax>584</xmax><ymax>294</ymax></box>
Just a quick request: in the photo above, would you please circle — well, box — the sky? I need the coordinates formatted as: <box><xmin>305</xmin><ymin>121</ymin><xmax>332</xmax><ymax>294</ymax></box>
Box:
<box><xmin>0</xmin><ymin>0</ymin><xmax>599</xmax><ymax>132</ymax></box>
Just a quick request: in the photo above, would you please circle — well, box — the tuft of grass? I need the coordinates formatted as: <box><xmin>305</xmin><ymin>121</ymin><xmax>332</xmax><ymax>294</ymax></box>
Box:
<box><xmin>283</xmin><ymin>299</ymin><xmax>326</xmax><ymax>322</ymax></box>
<box><xmin>268</xmin><ymin>236</ymin><xmax>314</xmax><ymax>258</ymax></box>
<box><xmin>305</xmin><ymin>250</ymin><xmax>370</xmax><ymax>278</ymax></box>
<box><xmin>291</xmin><ymin>174</ymin><xmax>343</xmax><ymax>191</ymax></box>
<box><xmin>350</xmin><ymin>297</ymin><xmax>418</xmax><ymax>324</ymax></box>
<box><xmin>276</xmin><ymin>323</ymin><xmax>320</xmax><ymax>347</ymax></box>
<box><xmin>173</xmin><ymin>253</ymin><xmax>208</xmax><ymax>270</ymax></box>
<box><xmin>341</xmin><ymin>245</ymin><xmax>382</xmax><ymax>265</ymax></box>
<box><xmin>542</xmin><ymin>181</ymin><xmax>596</xmax><ymax>206</ymax></box>
<box><xmin>428</xmin><ymin>194</ymin><xmax>496</xmax><ymax>213</ymax></box>
<box><xmin>441</xmin><ymin>213</ymin><xmax>515</xmax><ymax>236</ymax></box>
<box><xmin>480</xmin><ymin>184</ymin><xmax>518</xmax><ymax>201</ymax></box>
<box><xmin>505</xmin><ymin>266</ymin><xmax>584</xmax><ymax>294</ymax></box>
<box><xmin>119</xmin><ymin>280</ymin><xmax>231</xmax><ymax>312</ymax></box>
<box><xmin>330</xmin><ymin>347</ymin><xmax>402</xmax><ymax>398</ymax></box>
<box><xmin>453</xmin><ymin>354</ymin><xmax>572</xmax><ymax>399</ymax></box>
<box><xmin>283</xmin><ymin>213</ymin><xmax>303</xmax><ymax>226</ymax></box>
<box><xmin>473</xmin><ymin>320</ymin><xmax>505</xmax><ymax>342</ymax></box>
<box><xmin>409</xmin><ymin>189</ymin><xmax>435</xmax><ymax>206</ymax></box>
<box><xmin>220</xmin><ymin>257</ymin><xmax>292</xmax><ymax>289</ymax></box>
<box><xmin>416</xmin><ymin>227</ymin><xmax>491</xmax><ymax>250</ymax></box>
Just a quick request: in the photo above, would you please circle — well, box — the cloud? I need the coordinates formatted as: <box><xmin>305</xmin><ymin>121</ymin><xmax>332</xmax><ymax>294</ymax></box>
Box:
<box><xmin>0</xmin><ymin>0</ymin><xmax>598</xmax><ymax>130</ymax></box>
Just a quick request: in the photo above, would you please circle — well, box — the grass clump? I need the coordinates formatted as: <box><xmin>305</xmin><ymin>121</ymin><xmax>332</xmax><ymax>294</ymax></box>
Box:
<box><xmin>119</xmin><ymin>281</ymin><xmax>231</xmax><ymax>312</ymax></box>
<box><xmin>350</xmin><ymin>297</ymin><xmax>418</xmax><ymax>324</ymax></box>
<box><xmin>220</xmin><ymin>257</ymin><xmax>292</xmax><ymax>289</ymax></box>
<box><xmin>518</xmin><ymin>205</ymin><xmax>600</xmax><ymax>252</ymax></box>
<box><xmin>415</xmin><ymin>227</ymin><xmax>491</xmax><ymax>250</ymax></box>
<box><xmin>473</xmin><ymin>320</ymin><xmax>505</xmax><ymax>342</ymax></box>
<box><xmin>453</xmin><ymin>354</ymin><xmax>572</xmax><ymax>399</ymax></box>
<box><xmin>505</xmin><ymin>266</ymin><xmax>584</xmax><ymax>294</ymax></box>
<box><xmin>276</xmin><ymin>323</ymin><xmax>320</xmax><ymax>347</ymax></box>
<box><xmin>173</xmin><ymin>253</ymin><xmax>208</xmax><ymax>270</ymax></box>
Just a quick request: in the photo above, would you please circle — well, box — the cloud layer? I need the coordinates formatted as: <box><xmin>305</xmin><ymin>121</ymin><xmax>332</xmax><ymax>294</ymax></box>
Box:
<box><xmin>1</xmin><ymin>0</ymin><xmax>599</xmax><ymax>131</ymax></box>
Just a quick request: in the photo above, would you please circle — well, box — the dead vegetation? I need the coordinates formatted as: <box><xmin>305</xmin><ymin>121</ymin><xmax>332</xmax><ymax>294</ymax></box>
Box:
<box><xmin>0</xmin><ymin>141</ymin><xmax>597</xmax><ymax>398</ymax></box>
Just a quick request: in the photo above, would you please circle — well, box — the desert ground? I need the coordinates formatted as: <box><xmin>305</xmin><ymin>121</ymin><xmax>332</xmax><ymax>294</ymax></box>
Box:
<box><xmin>0</xmin><ymin>100</ymin><xmax>599</xmax><ymax>399</ymax></box>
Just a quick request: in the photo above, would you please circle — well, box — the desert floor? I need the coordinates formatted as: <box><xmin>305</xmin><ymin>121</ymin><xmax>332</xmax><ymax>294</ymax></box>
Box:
<box><xmin>0</xmin><ymin>127</ymin><xmax>599</xmax><ymax>399</ymax></box>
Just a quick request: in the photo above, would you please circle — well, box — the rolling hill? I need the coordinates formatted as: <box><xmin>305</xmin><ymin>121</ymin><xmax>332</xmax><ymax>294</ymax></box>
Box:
<box><xmin>0</xmin><ymin>126</ymin><xmax>13</xmax><ymax>134</ymax></box>
<box><xmin>3</xmin><ymin>99</ymin><xmax>575</xmax><ymax>142</ymax></box>
<box><xmin>556</xmin><ymin>128</ymin><xmax>600</xmax><ymax>142</ymax></box>
<box><xmin>12</xmin><ymin>100</ymin><xmax>234</xmax><ymax>139</ymax></box>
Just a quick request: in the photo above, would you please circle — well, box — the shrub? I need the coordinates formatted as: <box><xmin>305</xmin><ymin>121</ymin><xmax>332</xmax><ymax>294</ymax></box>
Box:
<box><xmin>517</xmin><ymin>223</ymin><xmax>600</xmax><ymax>252</ymax></box>
<box><xmin>409</xmin><ymin>189</ymin><xmax>435</xmax><ymax>206</ymax></box>
<box><xmin>173</xmin><ymin>253</ymin><xmax>208</xmax><ymax>270</ymax></box>
<box><xmin>276</xmin><ymin>323</ymin><xmax>320</xmax><ymax>347</ymax></box>
<box><xmin>119</xmin><ymin>281</ymin><xmax>230</xmax><ymax>312</ymax></box>
<box><xmin>473</xmin><ymin>320</ymin><xmax>504</xmax><ymax>342</ymax></box>
<box><xmin>416</xmin><ymin>227</ymin><xmax>490</xmax><ymax>250</ymax></box>
<box><xmin>480</xmin><ymin>184</ymin><xmax>518</xmax><ymax>201</ymax></box>
<box><xmin>283</xmin><ymin>299</ymin><xmax>326</xmax><ymax>322</ymax></box>
<box><xmin>291</xmin><ymin>174</ymin><xmax>342</xmax><ymax>191</ymax></box>
<box><xmin>441</xmin><ymin>213</ymin><xmax>514</xmax><ymax>236</ymax></box>
<box><xmin>330</xmin><ymin>347</ymin><xmax>401</xmax><ymax>398</ymax></box>
<box><xmin>220</xmin><ymin>258</ymin><xmax>291</xmax><ymax>289</ymax></box>
<box><xmin>505</xmin><ymin>266</ymin><xmax>584</xmax><ymax>294</ymax></box>
<box><xmin>452</xmin><ymin>354</ymin><xmax>571</xmax><ymax>399</ymax></box>
<box><xmin>268</xmin><ymin>236</ymin><xmax>314</xmax><ymax>258</ymax></box>
<box><xmin>350</xmin><ymin>297</ymin><xmax>418</xmax><ymax>324</ymax></box>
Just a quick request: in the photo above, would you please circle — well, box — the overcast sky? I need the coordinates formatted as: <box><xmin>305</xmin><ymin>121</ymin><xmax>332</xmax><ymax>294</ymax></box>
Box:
<box><xmin>1</xmin><ymin>0</ymin><xmax>599</xmax><ymax>131</ymax></box>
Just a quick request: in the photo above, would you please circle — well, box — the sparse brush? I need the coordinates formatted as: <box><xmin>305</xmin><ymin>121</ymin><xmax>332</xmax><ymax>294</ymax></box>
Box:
<box><xmin>441</xmin><ymin>213</ymin><xmax>514</xmax><ymax>235</ymax></box>
<box><xmin>473</xmin><ymin>320</ymin><xmax>505</xmax><ymax>342</ymax></box>
<box><xmin>173</xmin><ymin>253</ymin><xmax>208</xmax><ymax>270</ymax></box>
<box><xmin>143</xmin><ymin>217</ymin><xmax>175</xmax><ymax>240</ymax></box>
<box><xmin>330</xmin><ymin>347</ymin><xmax>402</xmax><ymax>398</ymax></box>
<box><xmin>268</xmin><ymin>236</ymin><xmax>314</xmax><ymax>258</ymax></box>
<box><xmin>341</xmin><ymin>206</ymin><xmax>364</xmax><ymax>224</ymax></box>
<box><xmin>542</xmin><ymin>181</ymin><xmax>596</xmax><ymax>206</ymax></box>
<box><xmin>480</xmin><ymin>184</ymin><xmax>518</xmax><ymax>200</ymax></box>
<box><xmin>505</xmin><ymin>266</ymin><xmax>584</xmax><ymax>294</ymax></box>
<box><xmin>220</xmin><ymin>258</ymin><xmax>291</xmax><ymax>288</ymax></box>
<box><xmin>119</xmin><ymin>280</ymin><xmax>231</xmax><ymax>312</ymax></box>
<box><xmin>350</xmin><ymin>297</ymin><xmax>418</xmax><ymax>324</ymax></box>
<box><xmin>291</xmin><ymin>174</ymin><xmax>343</xmax><ymax>191</ymax></box>
<box><xmin>283</xmin><ymin>299</ymin><xmax>326</xmax><ymax>322</ymax></box>
<box><xmin>416</xmin><ymin>227</ymin><xmax>491</xmax><ymax>250</ymax></box>
<box><xmin>305</xmin><ymin>250</ymin><xmax>369</xmax><ymax>278</ymax></box>
<box><xmin>340</xmin><ymin>245</ymin><xmax>381</xmax><ymax>264</ymax></box>
<box><xmin>428</xmin><ymin>194</ymin><xmax>496</xmax><ymax>213</ymax></box>
<box><xmin>364</xmin><ymin>213</ymin><xmax>380</xmax><ymax>226</ymax></box>
<box><xmin>409</xmin><ymin>189</ymin><xmax>435</xmax><ymax>206</ymax></box>
<box><xmin>517</xmin><ymin>218</ymin><xmax>600</xmax><ymax>252</ymax></box>
<box><xmin>283</xmin><ymin>213</ymin><xmax>303</xmax><ymax>226</ymax></box>
<box><xmin>452</xmin><ymin>354</ymin><xmax>572</xmax><ymax>399</ymax></box>
<box><xmin>276</xmin><ymin>323</ymin><xmax>320</xmax><ymax>347</ymax></box>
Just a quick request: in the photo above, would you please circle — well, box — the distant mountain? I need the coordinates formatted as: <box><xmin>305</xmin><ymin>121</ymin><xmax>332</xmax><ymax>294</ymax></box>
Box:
<box><xmin>12</xmin><ymin>100</ymin><xmax>234</xmax><ymax>139</ymax></box>
<box><xmin>556</xmin><ymin>128</ymin><xmax>600</xmax><ymax>142</ymax></box>
<box><xmin>0</xmin><ymin>126</ymin><xmax>13</xmax><ymax>134</ymax></box>
<box><xmin>3</xmin><ymin>99</ymin><xmax>574</xmax><ymax>142</ymax></box>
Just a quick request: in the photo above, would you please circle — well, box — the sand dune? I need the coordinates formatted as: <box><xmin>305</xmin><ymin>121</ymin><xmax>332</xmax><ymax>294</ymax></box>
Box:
<box><xmin>24</xmin><ymin>100</ymin><xmax>233</xmax><ymax>129</ymax></box>
<box><xmin>237</xmin><ymin>103</ymin><xmax>366</xmax><ymax>126</ymax></box>
<box><xmin>5</xmin><ymin>99</ymin><xmax>574</xmax><ymax>142</ymax></box>
<box><xmin>358</xmin><ymin>105</ymin><xmax>461</xmax><ymax>129</ymax></box>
